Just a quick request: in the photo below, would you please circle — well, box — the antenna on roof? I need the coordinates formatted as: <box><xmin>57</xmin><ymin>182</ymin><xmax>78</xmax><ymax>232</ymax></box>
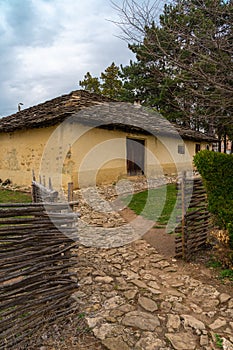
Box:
<box><xmin>18</xmin><ymin>103</ymin><xmax>24</xmax><ymax>112</ymax></box>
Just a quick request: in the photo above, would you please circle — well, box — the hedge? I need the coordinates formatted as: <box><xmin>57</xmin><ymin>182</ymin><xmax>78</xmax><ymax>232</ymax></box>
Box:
<box><xmin>194</xmin><ymin>150</ymin><xmax>233</xmax><ymax>249</ymax></box>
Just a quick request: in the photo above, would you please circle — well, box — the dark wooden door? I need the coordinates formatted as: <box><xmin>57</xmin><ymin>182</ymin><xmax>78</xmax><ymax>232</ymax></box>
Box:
<box><xmin>195</xmin><ymin>143</ymin><xmax>201</xmax><ymax>153</ymax></box>
<box><xmin>126</xmin><ymin>138</ymin><xmax>145</xmax><ymax>176</ymax></box>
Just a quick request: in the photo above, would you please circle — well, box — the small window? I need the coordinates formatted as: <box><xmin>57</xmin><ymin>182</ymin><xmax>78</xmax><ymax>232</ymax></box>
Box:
<box><xmin>178</xmin><ymin>145</ymin><xmax>185</xmax><ymax>154</ymax></box>
<box><xmin>195</xmin><ymin>143</ymin><xmax>201</xmax><ymax>153</ymax></box>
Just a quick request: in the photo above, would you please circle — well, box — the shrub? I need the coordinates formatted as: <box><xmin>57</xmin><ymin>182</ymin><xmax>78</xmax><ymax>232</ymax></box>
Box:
<box><xmin>194</xmin><ymin>150</ymin><xmax>233</xmax><ymax>250</ymax></box>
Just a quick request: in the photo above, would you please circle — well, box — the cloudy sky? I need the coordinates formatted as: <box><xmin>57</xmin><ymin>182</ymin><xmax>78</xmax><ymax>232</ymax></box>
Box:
<box><xmin>0</xmin><ymin>0</ymin><xmax>140</xmax><ymax>117</ymax></box>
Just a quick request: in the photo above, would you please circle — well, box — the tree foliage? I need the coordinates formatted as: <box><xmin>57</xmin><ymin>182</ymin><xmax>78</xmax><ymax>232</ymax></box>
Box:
<box><xmin>79</xmin><ymin>62</ymin><xmax>123</xmax><ymax>99</ymax></box>
<box><xmin>79</xmin><ymin>72</ymin><xmax>101</xmax><ymax>94</ymax></box>
<box><xmin>112</xmin><ymin>0</ymin><xmax>233</xmax><ymax>139</ymax></box>
<box><xmin>101</xmin><ymin>62</ymin><xmax>123</xmax><ymax>99</ymax></box>
<box><xmin>194</xmin><ymin>150</ymin><xmax>233</xmax><ymax>251</ymax></box>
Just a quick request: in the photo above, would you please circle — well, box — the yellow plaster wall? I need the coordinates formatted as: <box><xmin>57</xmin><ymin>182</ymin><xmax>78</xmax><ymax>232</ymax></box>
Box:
<box><xmin>67</xmin><ymin>127</ymin><xmax>168</xmax><ymax>187</ymax></box>
<box><xmin>184</xmin><ymin>139</ymin><xmax>209</xmax><ymax>155</ymax></box>
<box><xmin>0</xmin><ymin>126</ymin><xmax>55</xmax><ymax>186</ymax></box>
<box><xmin>0</xmin><ymin>122</ymin><xmax>209</xmax><ymax>189</ymax></box>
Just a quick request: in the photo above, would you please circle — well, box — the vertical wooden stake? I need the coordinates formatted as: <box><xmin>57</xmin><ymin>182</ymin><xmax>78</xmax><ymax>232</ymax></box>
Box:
<box><xmin>181</xmin><ymin>174</ymin><xmax>185</xmax><ymax>259</ymax></box>
<box><xmin>68</xmin><ymin>182</ymin><xmax>74</xmax><ymax>202</ymax></box>
<box><xmin>49</xmin><ymin>177</ymin><xmax>52</xmax><ymax>190</ymax></box>
<box><xmin>32</xmin><ymin>170</ymin><xmax>36</xmax><ymax>181</ymax></box>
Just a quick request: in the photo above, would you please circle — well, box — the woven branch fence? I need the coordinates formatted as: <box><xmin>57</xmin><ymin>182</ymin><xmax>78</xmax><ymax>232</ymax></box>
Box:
<box><xmin>31</xmin><ymin>172</ymin><xmax>58</xmax><ymax>203</ymax></box>
<box><xmin>175</xmin><ymin>175</ymin><xmax>212</xmax><ymax>260</ymax></box>
<box><xmin>32</xmin><ymin>172</ymin><xmax>74</xmax><ymax>203</ymax></box>
<box><xmin>0</xmin><ymin>202</ymin><xmax>79</xmax><ymax>349</ymax></box>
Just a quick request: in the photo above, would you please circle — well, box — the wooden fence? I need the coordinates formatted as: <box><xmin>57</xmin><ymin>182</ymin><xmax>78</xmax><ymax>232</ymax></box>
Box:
<box><xmin>31</xmin><ymin>180</ymin><xmax>59</xmax><ymax>202</ymax></box>
<box><xmin>175</xmin><ymin>175</ymin><xmax>212</xmax><ymax>260</ymax></box>
<box><xmin>0</xmin><ymin>202</ymin><xmax>79</xmax><ymax>349</ymax></box>
<box><xmin>31</xmin><ymin>172</ymin><xmax>74</xmax><ymax>203</ymax></box>
<box><xmin>31</xmin><ymin>172</ymin><xmax>58</xmax><ymax>203</ymax></box>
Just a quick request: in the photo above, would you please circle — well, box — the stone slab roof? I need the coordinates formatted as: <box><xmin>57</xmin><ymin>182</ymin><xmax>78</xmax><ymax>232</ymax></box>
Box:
<box><xmin>0</xmin><ymin>89</ymin><xmax>216</xmax><ymax>142</ymax></box>
<box><xmin>0</xmin><ymin>90</ymin><xmax>113</xmax><ymax>133</ymax></box>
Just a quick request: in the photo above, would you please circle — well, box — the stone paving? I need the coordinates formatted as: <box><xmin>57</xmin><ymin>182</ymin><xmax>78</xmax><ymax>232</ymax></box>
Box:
<box><xmin>74</xmin><ymin>176</ymin><xmax>175</xmax><ymax>229</ymax></box>
<box><xmin>72</xmin><ymin>240</ymin><xmax>233</xmax><ymax>350</ymax></box>
<box><xmin>71</xmin><ymin>177</ymin><xmax>233</xmax><ymax>350</ymax></box>
<box><xmin>74</xmin><ymin>176</ymin><xmax>176</xmax><ymax>248</ymax></box>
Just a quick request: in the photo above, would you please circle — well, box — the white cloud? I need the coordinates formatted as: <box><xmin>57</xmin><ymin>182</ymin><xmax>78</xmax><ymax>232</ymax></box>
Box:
<box><xmin>0</xmin><ymin>0</ymin><xmax>135</xmax><ymax>116</ymax></box>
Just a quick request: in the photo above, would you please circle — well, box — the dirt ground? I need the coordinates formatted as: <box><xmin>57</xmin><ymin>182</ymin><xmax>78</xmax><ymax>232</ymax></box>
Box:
<box><xmin>120</xmin><ymin>207</ymin><xmax>233</xmax><ymax>290</ymax></box>
<box><xmin>120</xmin><ymin>207</ymin><xmax>176</xmax><ymax>258</ymax></box>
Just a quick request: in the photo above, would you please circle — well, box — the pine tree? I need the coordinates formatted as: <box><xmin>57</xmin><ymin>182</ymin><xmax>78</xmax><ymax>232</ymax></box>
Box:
<box><xmin>79</xmin><ymin>72</ymin><xmax>101</xmax><ymax>94</ymax></box>
<box><xmin>100</xmin><ymin>62</ymin><xmax>123</xmax><ymax>99</ymax></box>
<box><xmin>114</xmin><ymin>0</ymin><xmax>233</xmax><ymax>137</ymax></box>
<box><xmin>79</xmin><ymin>63</ymin><xmax>124</xmax><ymax>100</ymax></box>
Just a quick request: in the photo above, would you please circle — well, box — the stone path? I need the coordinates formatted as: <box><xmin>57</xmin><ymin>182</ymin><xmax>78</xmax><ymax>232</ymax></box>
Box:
<box><xmin>71</xmin><ymin>178</ymin><xmax>232</xmax><ymax>349</ymax></box>
<box><xmin>72</xmin><ymin>240</ymin><xmax>233</xmax><ymax>350</ymax></box>
<box><xmin>74</xmin><ymin>176</ymin><xmax>176</xmax><ymax>248</ymax></box>
<box><xmin>74</xmin><ymin>176</ymin><xmax>175</xmax><ymax>229</ymax></box>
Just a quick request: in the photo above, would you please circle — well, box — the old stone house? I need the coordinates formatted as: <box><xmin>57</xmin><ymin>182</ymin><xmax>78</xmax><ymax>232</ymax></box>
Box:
<box><xmin>0</xmin><ymin>90</ymin><xmax>215</xmax><ymax>189</ymax></box>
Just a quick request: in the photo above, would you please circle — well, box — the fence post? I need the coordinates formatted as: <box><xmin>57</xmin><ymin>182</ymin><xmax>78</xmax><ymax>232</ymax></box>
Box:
<box><xmin>68</xmin><ymin>182</ymin><xmax>74</xmax><ymax>202</ymax></box>
<box><xmin>32</xmin><ymin>169</ymin><xmax>36</xmax><ymax>181</ymax></box>
<box><xmin>181</xmin><ymin>172</ymin><xmax>186</xmax><ymax>259</ymax></box>
<box><xmin>49</xmin><ymin>177</ymin><xmax>53</xmax><ymax>190</ymax></box>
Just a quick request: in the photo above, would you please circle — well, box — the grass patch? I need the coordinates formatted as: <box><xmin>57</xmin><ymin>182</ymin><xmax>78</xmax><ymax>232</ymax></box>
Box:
<box><xmin>0</xmin><ymin>189</ymin><xmax>31</xmax><ymax>203</ymax></box>
<box><xmin>206</xmin><ymin>258</ymin><xmax>223</xmax><ymax>269</ymax></box>
<box><xmin>219</xmin><ymin>269</ymin><xmax>233</xmax><ymax>281</ymax></box>
<box><xmin>214</xmin><ymin>334</ymin><xmax>223</xmax><ymax>349</ymax></box>
<box><xmin>205</xmin><ymin>257</ymin><xmax>233</xmax><ymax>283</ymax></box>
<box><xmin>122</xmin><ymin>184</ymin><xmax>177</xmax><ymax>227</ymax></box>
<box><xmin>153</xmin><ymin>224</ymin><xmax>166</xmax><ymax>229</ymax></box>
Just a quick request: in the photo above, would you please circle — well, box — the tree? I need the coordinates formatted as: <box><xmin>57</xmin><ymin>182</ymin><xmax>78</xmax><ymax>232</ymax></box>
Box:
<box><xmin>112</xmin><ymin>0</ymin><xmax>233</xmax><ymax>140</ymax></box>
<box><xmin>79</xmin><ymin>63</ymin><xmax>124</xmax><ymax>100</ymax></box>
<box><xmin>79</xmin><ymin>72</ymin><xmax>101</xmax><ymax>94</ymax></box>
<box><xmin>100</xmin><ymin>62</ymin><xmax>123</xmax><ymax>99</ymax></box>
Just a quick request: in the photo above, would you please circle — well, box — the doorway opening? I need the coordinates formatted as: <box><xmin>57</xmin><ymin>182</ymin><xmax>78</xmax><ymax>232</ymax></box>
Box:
<box><xmin>126</xmin><ymin>138</ymin><xmax>145</xmax><ymax>176</ymax></box>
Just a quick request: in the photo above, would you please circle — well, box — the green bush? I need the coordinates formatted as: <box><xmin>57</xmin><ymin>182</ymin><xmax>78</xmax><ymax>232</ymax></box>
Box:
<box><xmin>194</xmin><ymin>150</ymin><xmax>233</xmax><ymax>249</ymax></box>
